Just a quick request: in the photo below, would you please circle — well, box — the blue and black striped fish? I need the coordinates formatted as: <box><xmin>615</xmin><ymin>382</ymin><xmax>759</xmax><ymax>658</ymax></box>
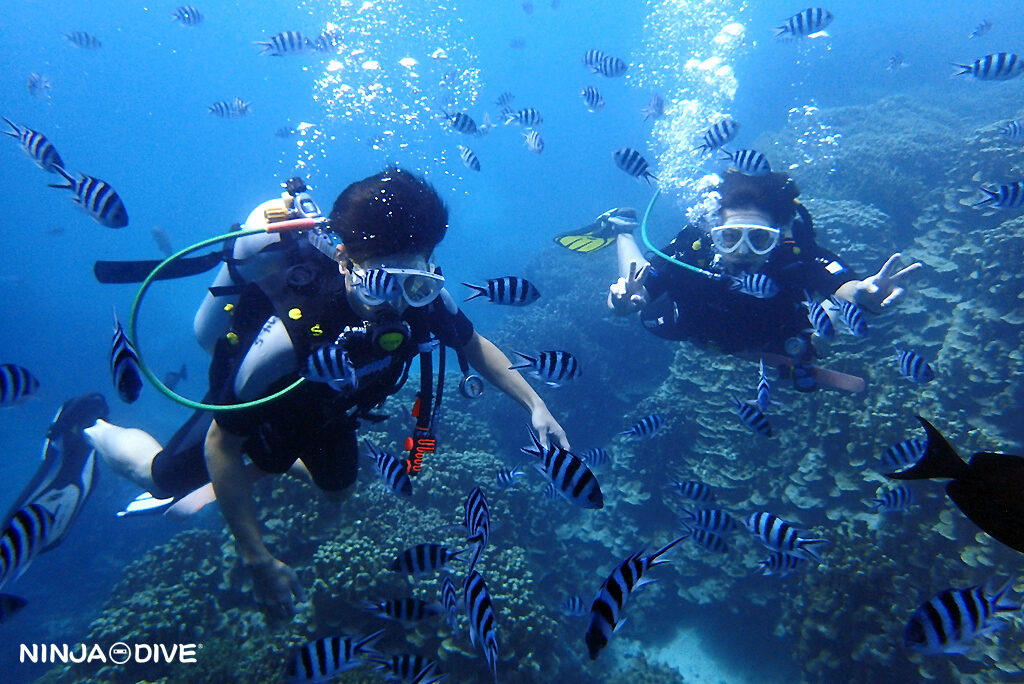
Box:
<box><xmin>727</xmin><ymin>273</ymin><xmax>778</xmax><ymax>299</ymax></box>
<box><xmin>802</xmin><ymin>293</ymin><xmax>835</xmax><ymax>339</ymax></box>
<box><xmin>542</xmin><ymin>481</ymin><xmax>560</xmax><ymax>503</ymax></box>
<box><xmin>110</xmin><ymin>310</ymin><xmax>143</xmax><ymax>404</ymax></box>
<box><xmin>504</xmin><ymin>108</ymin><xmax>543</xmax><ymax>127</ymax></box>
<box><xmin>365</xmin><ymin>440</ymin><xmax>413</xmax><ymax>496</ymax></box>
<box><xmin>668</xmin><ymin>479</ymin><xmax>715</xmax><ymax>503</ymax></box>
<box><xmin>463</xmin><ymin>277</ymin><xmax>540</xmax><ymax>306</ymax></box>
<box><xmin>446</xmin><ymin>111</ymin><xmax>479</xmax><ymax>135</ymax></box>
<box><xmin>440</xmin><ymin>574</ymin><xmax>459</xmax><ymax>630</ymax></box>
<box><xmin>285</xmin><ymin>629</ymin><xmax>383</xmax><ymax>682</ymax></box>
<box><xmin>510</xmin><ymin>350</ymin><xmax>581</xmax><ymax>386</ymax></box>
<box><xmin>464</xmin><ymin>487</ymin><xmax>490</xmax><ymax>575</ymax></box>
<box><xmin>521</xmin><ymin>427</ymin><xmax>603</xmax><ymax>509</ymax></box>
<box><xmin>872</xmin><ymin>485</ymin><xmax>914</xmax><ymax>512</ymax></box>
<box><xmin>0</xmin><ymin>364</ymin><xmax>40</xmax><ymax>407</ymax></box>
<box><xmin>829</xmin><ymin>296</ymin><xmax>867</xmax><ymax>336</ymax></box>
<box><xmin>955</xmin><ymin>53</ymin><xmax>1024</xmax><ymax>81</ymax></box>
<box><xmin>973</xmin><ymin>182</ymin><xmax>1024</xmax><ymax>209</ymax></box>
<box><xmin>642</xmin><ymin>93</ymin><xmax>665</xmax><ymax>121</ymax></box>
<box><xmin>209</xmin><ymin>98</ymin><xmax>251</xmax><ymax>119</ymax></box>
<box><xmin>584</xmin><ymin>51</ymin><xmax>628</xmax><ymax>77</ymax></box>
<box><xmin>495</xmin><ymin>91</ymin><xmax>515</xmax><ymax>109</ymax></box>
<box><xmin>744</xmin><ymin>512</ymin><xmax>828</xmax><ymax>562</ymax></box>
<box><xmin>579</xmin><ymin>447</ymin><xmax>611</xmax><ymax>470</ymax></box>
<box><xmin>370</xmin><ymin>654</ymin><xmax>439</xmax><ymax>683</ymax></box>
<box><xmin>756</xmin><ymin>358</ymin><xmax>771</xmax><ymax>412</ymax></box>
<box><xmin>64</xmin><ymin>31</ymin><xmax>102</xmax><ymax>49</ymax></box>
<box><xmin>968</xmin><ymin>19</ymin><xmax>992</xmax><ymax>40</ymax></box>
<box><xmin>457</xmin><ymin>145</ymin><xmax>481</xmax><ymax>171</ymax></box>
<box><xmin>585</xmin><ymin>536</ymin><xmax>686</xmax><ymax>659</ymax></box>
<box><xmin>304</xmin><ymin>344</ymin><xmax>357</xmax><ymax>392</ymax></box>
<box><xmin>1003</xmin><ymin>121</ymin><xmax>1024</xmax><ymax>141</ymax></box>
<box><xmin>391</xmin><ymin>544</ymin><xmax>466</xmax><ymax>578</ymax></box>
<box><xmin>352</xmin><ymin>268</ymin><xmax>399</xmax><ymax>304</ymax></box>
<box><xmin>731</xmin><ymin>396</ymin><xmax>771</xmax><ymax>437</ymax></box>
<box><xmin>3</xmin><ymin>118</ymin><xmax>64</xmax><ymax>173</ymax></box>
<box><xmin>255</xmin><ymin>31</ymin><xmax>312</xmax><ymax>56</ymax></box>
<box><xmin>171</xmin><ymin>6</ymin><xmax>203</xmax><ymax>25</ymax></box>
<box><xmin>680</xmin><ymin>524</ymin><xmax>729</xmax><ymax>554</ymax></box>
<box><xmin>904</xmin><ymin>580</ymin><xmax>1019</xmax><ymax>655</ymax></box>
<box><xmin>580</xmin><ymin>86</ymin><xmax>605</xmax><ymax>112</ymax></box>
<box><xmin>620</xmin><ymin>414</ymin><xmax>664</xmax><ymax>439</ymax></box>
<box><xmin>679</xmin><ymin>508</ymin><xmax>738</xmax><ymax>534</ymax></box>
<box><xmin>613</xmin><ymin>147</ymin><xmax>657</xmax><ymax>184</ymax></box>
<box><xmin>720</xmin><ymin>148</ymin><xmax>771</xmax><ymax>176</ymax></box>
<box><xmin>561</xmin><ymin>594</ymin><xmax>586</xmax><ymax>617</ymax></box>
<box><xmin>366</xmin><ymin>597</ymin><xmax>442</xmax><ymax>623</ymax></box>
<box><xmin>463</xmin><ymin>571</ymin><xmax>499</xmax><ymax>680</ymax></box>
<box><xmin>693</xmin><ymin>118</ymin><xmax>740</xmax><ymax>155</ymax></box>
<box><xmin>26</xmin><ymin>73</ymin><xmax>51</xmax><ymax>98</ymax></box>
<box><xmin>0</xmin><ymin>503</ymin><xmax>53</xmax><ymax>592</ymax></box>
<box><xmin>757</xmin><ymin>552</ymin><xmax>807</xmax><ymax>577</ymax></box>
<box><xmin>896</xmin><ymin>348</ymin><xmax>935</xmax><ymax>383</ymax></box>
<box><xmin>523</xmin><ymin>129</ymin><xmax>544</xmax><ymax>154</ymax></box>
<box><xmin>882</xmin><ymin>437</ymin><xmax>926</xmax><ymax>471</ymax></box>
<box><xmin>49</xmin><ymin>167</ymin><xmax>129</xmax><ymax>228</ymax></box>
<box><xmin>774</xmin><ymin>8</ymin><xmax>833</xmax><ymax>39</ymax></box>
<box><xmin>496</xmin><ymin>465</ymin><xmax>526</xmax><ymax>489</ymax></box>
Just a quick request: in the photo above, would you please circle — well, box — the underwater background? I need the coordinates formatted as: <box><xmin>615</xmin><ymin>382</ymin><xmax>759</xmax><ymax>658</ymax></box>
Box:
<box><xmin>2</xmin><ymin>0</ymin><xmax>1024</xmax><ymax>682</ymax></box>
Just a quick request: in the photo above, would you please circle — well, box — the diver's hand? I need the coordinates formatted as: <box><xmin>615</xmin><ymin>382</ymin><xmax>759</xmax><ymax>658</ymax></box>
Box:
<box><xmin>853</xmin><ymin>253</ymin><xmax>922</xmax><ymax>312</ymax></box>
<box><xmin>608</xmin><ymin>261</ymin><xmax>650</xmax><ymax>315</ymax></box>
<box><xmin>596</xmin><ymin>207</ymin><xmax>639</xmax><ymax>234</ymax></box>
<box><xmin>247</xmin><ymin>557</ymin><xmax>306</xmax><ymax>617</ymax></box>
<box><xmin>532</xmin><ymin>405</ymin><xmax>570</xmax><ymax>451</ymax></box>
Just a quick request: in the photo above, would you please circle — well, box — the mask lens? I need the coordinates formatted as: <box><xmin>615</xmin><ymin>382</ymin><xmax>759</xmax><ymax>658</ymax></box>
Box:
<box><xmin>747</xmin><ymin>227</ymin><xmax>779</xmax><ymax>253</ymax></box>
<box><xmin>400</xmin><ymin>273</ymin><xmax>445</xmax><ymax>306</ymax></box>
<box><xmin>712</xmin><ymin>226</ymin><xmax>743</xmax><ymax>252</ymax></box>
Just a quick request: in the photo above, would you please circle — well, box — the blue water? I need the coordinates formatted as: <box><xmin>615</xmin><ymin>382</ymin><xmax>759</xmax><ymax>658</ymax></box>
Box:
<box><xmin>2</xmin><ymin>1</ymin><xmax>1024</xmax><ymax>682</ymax></box>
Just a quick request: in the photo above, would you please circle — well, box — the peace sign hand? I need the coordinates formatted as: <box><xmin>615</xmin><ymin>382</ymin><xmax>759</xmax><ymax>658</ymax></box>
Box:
<box><xmin>855</xmin><ymin>253</ymin><xmax>921</xmax><ymax>312</ymax></box>
<box><xmin>608</xmin><ymin>261</ymin><xmax>651</xmax><ymax>314</ymax></box>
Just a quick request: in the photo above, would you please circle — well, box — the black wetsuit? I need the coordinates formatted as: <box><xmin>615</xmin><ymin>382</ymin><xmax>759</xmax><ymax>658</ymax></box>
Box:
<box><xmin>150</xmin><ymin>254</ymin><xmax>473</xmax><ymax>496</ymax></box>
<box><xmin>639</xmin><ymin>225</ymin><xmax>857</xmax><ymax>355</ymax></box>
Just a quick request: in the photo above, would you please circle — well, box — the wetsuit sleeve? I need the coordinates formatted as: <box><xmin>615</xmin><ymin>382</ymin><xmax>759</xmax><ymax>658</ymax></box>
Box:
<box><xmin>407</xmin><ymin>297</ymin><xmax>475</xmax><ymax>348</ymax></box>
<box><xmin>643</xmin><ymin>226</ymin><xmax>705</xmax><ymax>301</ymax></box>
<box><xmin>803</xmin><ymin>246</ymin><xmax>859</xmax><ymax>296</ymax></box>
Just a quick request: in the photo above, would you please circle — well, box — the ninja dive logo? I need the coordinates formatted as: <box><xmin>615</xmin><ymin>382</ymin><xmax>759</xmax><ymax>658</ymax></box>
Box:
<box><xmin>19</xmin><ymin>642</ymin><xmax>200</xmax><ymax>664</ymax></box>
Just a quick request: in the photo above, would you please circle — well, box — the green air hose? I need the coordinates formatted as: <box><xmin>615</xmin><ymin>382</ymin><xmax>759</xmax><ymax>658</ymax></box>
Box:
<box><xmin>128</xmin><ymin>228</ymin><xmax>305</xmax><ymax>411</ymax></box>
<box><xmin>639</xmin><ymin>187</ymin><xmax>721</xmax><ymax>280</ymax></box>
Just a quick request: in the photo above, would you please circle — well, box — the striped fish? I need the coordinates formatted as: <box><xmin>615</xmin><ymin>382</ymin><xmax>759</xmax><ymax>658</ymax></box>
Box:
<box><xmin>110</xmin><ymin>310</ymin><xmax>143</xmax><ymax>404</ymax></box>
<box><xmin>968</xmin><ymin>19</ymin><xmax>992</xmax><ymax>40</ymax></box>
<box><xmin>872</xmin><ymin>485</ymin><xmax>914</xmax><ymax>512</ymax></box>
<box><xmin>620</xmin><ymin>414</ymin><xmax>664</xmax><ymax>439</ymax></box>
<box><xmin>582</xmin><ymin>49</ymin><xmax>607</xmax><ymax>70</ymax></box>
<box><xmin>0</xmin><ymin>364</ymin><xmax>40</xmax><ymax>407</ymax></box>
<box><xmin>585</xmin><ymin>536</ymin><xmax>687</xmax><ymax>659</ymax></box>
<box><xmin>727</xmin><ymin>273</ymin><xmax>778</xmax><ymax>299</ymax></box>
<box><xmin>829</xmin><ymin>296</ymin><xmax>868</xmax><ymax>336</ymax></box>
<box><xmin>521</xmin><ymin>427</ymin><xmax>603</xmax><ymax>509</ymax></box>
<box><xmin>588</xmin><ymin>53</ymin><xmax>628</xmax><ymax>77</ymax></box>
<box><xmin>744</xmin><ymin>512</ymin><xmax>828</xmax><ymax>562</ymax></box>
<box><xmin>523</xmin><ymin>129</ymin><xmax>544</xmax><ymax>154</ymax></box>
<box><xmin>457</xmin><ymin>145</ymin><xmax>481</xmax><ymax>171</ymax></box>
<box><xmin>440</xmin><ymin>574</ymin><xmax>459</xmax><ymax>630</ymax></box>
<box><xmin>904</xmin><ymin>580</ymin><xmax>1019</xmax><ymax>655</ymax></box>
<box><xmin>464</xmin><ymin>487</ymin><xmax>490</xmax><ymax>575</ymax></box>
<box><xmin>679</xmin><ymin>508</ymin><xmax>738</xmax><ymax>533</ymax></box>
<box><xmin>3</xmin><ymin>118</ymin><xmax>65</xmax><ymax>173</ymax></box>
<box><xmin>285</xmin><ymin>629</ymin><xmax>384</xmax><ymax>683</ymax></box>
<box><xmin>371</xmin><ymin>654</ymin><xmax>439</xmax><ymax>682</ymax></box>
<box><xmin>366</xmin><ymin>598</ymin><xmax>442</xmax><ymax>622</ymax></box>
<box><xmin>896</xmin><ymin>348</ymin><xmax>935</xmax><ymax>383</ymax></box>
<box><xmin>720</xmin><ymin>148</ymin><xmax>771</xmax><ymax>176</ymax></box>
<box><xmin>304</xmin><ymin>344</ymin><xmax>357</xmax><ymax>391</ymax></box>
<box><xmin>509</xmin><ymin>350</ymin><xmax>581</xmax><ymax>386</ymax></box>
<box><xmin>504</xmin><ymin>108</ymin><xmax>543</xmax><ymax>127</ymax></box>
<box><xmin>542</xmin><ymin>481</ymin><xmax>560</xmax><ymax>503</ymax></box>
<box><xmin>973</xmin><ymin>182</ymin><xmax>1024</xmax><ymax>209</ymax></box>
<box><xmin>64</xmin><ymin>31</ymin><xmax>102</xmax><ymax>49</ymax></box>
<box><xmin>496</xmin><ymin>466</ymin><xmax>526</xmax><ymax>489</ymax></box>
<box><xmin>774</xmin><ymin>8</ymin><xmax>833</xmax><ymax>39</ymax></box>
<box><xmin>731</xmin><ymin>396</ymin><xmax>771</xmax><ymax>437</ymax></box>
<box><xmin>26</xmin><ymin>73</ymin><xmax>52</xmax><ymax>98</ymax></box>
<box><xmin>955</xmin><ymin>53</ymin><xmax>1024</xmax><ymax>81</ymax></box>
<box><xmin>463</xmin><ymin>571</ymin><xmax>499</xmax><ymax>680</ymax></box>
<box><xmin>756</xmin><ymin>358</ymin><xmax>771</xmax><ymax>412</ymax></box>
<box><xmin>495</xmin><ymin>91</ymin><xmax>515</xmax><ymax>109</ymax></box>
<box><xmin>171</xmin><ymin>5</ymin><xmax>203</xmax><ymax>25</ymax></box>
<box><xmin>391</xmin><ymin>544</ymin><xmax>466</xmax><ymax>578</ymax></box>
<box><xmin>49</xmin><ymin>167</ymin><xmax>129</xmax><ymax>228</ymax></box>
<box><xmin>0</xmin><ymin>503</ymin><xmax>53</xmax><ymax>591</ymax></box>
<box><xmin>693</xmin><ymin>118</ymin><xmax>740</xmax><ymax>155</ymax></box>
<box><xmin>613</xmin><ymin>147</ymin><xmax>658</xmax><ymax>184</ymax></box>
<box><xmin>352</xmin><ymin>268</ymin><xmax>399</xmax><ymax>303</ymax></box>
<box><xmin>642</xmin><ymin>93</ymin><xmax>665</xmax><ymax>121</ymax></box>
<box><xmin>668</xmin><ymin>479</ymin><xmax>715</xmax><ymax>503</ymax></box>
<box><xmin>463</xmin><ymin>277</ymin><xmax>540</xmax><ymax>305</ymax></box>
<box><xmin>446</xmin><ymin>111</ymin><xmax>479</xmax><ymax>135</ymax></box>
<box><xmin>208</xmin><ymin>98</ymin><xmax>251</xmax><ymax>118</ymax></box>
<box><xmin>365</xmin><ymin>440</ymin><xmax>413</xmax><ymax>496</ymax></box>
<box><xmin>680</xmin><ymin>524</ymin><xmax>729</xmax><ymax>554</ymax></box>
<box><xmin>314</xmin><ymin>29</ymin><xmax>343</xmax><ymax>52</ymax></box>
<box><xmin>802</xmin><ymin>293</ymin><xmax>835</xmax><ymax>339</ymax></box>
<box><xmin>581</xmin><ymin>86</ymin><xmax>605</xmax><ymax>112</ymax></box>
<box><xmin>578</xmin><ymin>447</ymin><xmax>611</xmax><ymax>470</ymax></box>
<box><xmin>757</xmin><ymin>552</ymin><xmax>807</xmax><ymax>577</ymax></box>
<box><xmin>882</xmin><ymin>437</ymin><xmax>926</xmax><ymax>471</ymax></box>
<box><xmin>1003</xmin><ymin>121</ymin><xmax>1024</xmax><ymax>141</ymax></box>
<box><xmin>255</xmin><ymin>30</ymin><xmax>312</xmax><ymax>56</ymax></box>
<box><xmin>562</xmin><ymin>594</ymin><xmax>586</xmax><ymax>617</ymax></box>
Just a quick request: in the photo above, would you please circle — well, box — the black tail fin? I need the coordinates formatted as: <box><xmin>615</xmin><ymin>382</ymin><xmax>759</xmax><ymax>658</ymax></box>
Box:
<box><xmin>887</xmin><ymin>416</ymin><xmax>970</xmax><ymax>481</ymax></box>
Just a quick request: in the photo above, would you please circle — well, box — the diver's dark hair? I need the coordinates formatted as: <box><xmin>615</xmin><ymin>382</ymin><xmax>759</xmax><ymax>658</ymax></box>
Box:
<box><xmin>715</xmin><ymin>170</ymin><xmax>801</xmax><ymax>227</ymax></box>
<box><xmin>329</xmin><ymin>167</ymin><xmax>448</xmax><ymax>261</ymax></box>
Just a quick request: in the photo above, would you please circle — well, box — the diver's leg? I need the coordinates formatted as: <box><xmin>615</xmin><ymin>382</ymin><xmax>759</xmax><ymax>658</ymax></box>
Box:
<box><xmin>83</xmin><ymin>420</ymin><xmax>170</xmax><ymax>497</ymax></box>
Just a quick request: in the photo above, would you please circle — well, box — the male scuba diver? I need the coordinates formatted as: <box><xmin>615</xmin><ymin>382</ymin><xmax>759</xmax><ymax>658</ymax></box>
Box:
<box><xmin>83</xmin><ymin>168</ymin><xmax>569</xmax><ymax>615</ymax></box>
<box><xmin>604</xmin><ymin>171</ymin><xmax>921</xmax><ymax>389</ymax></box>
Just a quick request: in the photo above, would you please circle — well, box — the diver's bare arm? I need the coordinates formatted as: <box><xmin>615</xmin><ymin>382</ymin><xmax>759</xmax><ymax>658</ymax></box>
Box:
<box><xmin>461</xmin><ymin>332</ymin><xmax>544</xmax><ymax>413</ymax></box>
<box><xmin>205</xmin><ymin>420</ymin><xmax>272</xmax><ymax>565</ymax></box>
<box><xmin>616</xmin><ymin>233</ymin><xmax>649</xmax><ymax>280</ymax></box>
<box><xmin>608</xmin><ymin>233</ymin><xmax>651</xmax><ymax>314</ymax></box>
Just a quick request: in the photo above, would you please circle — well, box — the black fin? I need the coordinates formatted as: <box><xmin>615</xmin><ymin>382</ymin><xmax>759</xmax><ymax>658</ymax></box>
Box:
<box><xmin>93</xmin><ymin>251</ymin><xmax>223</xmax><ymax>284</ymax></box>
<box><xmin>886</xmin><ymin>416</ymin><xmax>970</xmax><ymax>481</ymax></box>
<box><xmin>947</xmin><ymin>458</ymin><xmax>1024</xmax><ymax>553</ymax></box>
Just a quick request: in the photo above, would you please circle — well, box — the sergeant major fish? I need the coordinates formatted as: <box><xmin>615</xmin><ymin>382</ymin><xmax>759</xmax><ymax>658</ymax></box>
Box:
<box><xmin>803</xmin><ymin>293</ymin><xmax>835</xmax><ymax>339</ymax></box>
<box><xmin>581</xmin><ymin>86</ymin><xmax>605</xmax><ymax>112</ymax></box>
<box><xmin>882</xmin><ymin>437</ymin><xmax>926</xmax><ymax>471</ymax></box>
<box><xmin>756</xmin><ymin>358</ymin><xmax>771</xmax><ymax>412</ymax></box>
<box><xmin>680</xmin><ymin>524</ymin><xmax>729</xmax><ymax>554</ymax></box>
<box><xmin>727</xmin><ymin>273</ymin><xmax>778</xmax><ymax>299</ymax></box>
<box><xmin>496</xmin><ymin>465</ymin><xmax>526</xmax><ymax>489</ymax></box>
<box><xmin>1003</xmin><ymin>121</ymin><xmax>1024</xmax><ymax>141</ymax></box>
<box><xmin>829</xmin><ymin>296</ymin><xmax>867</xmax><ymax>336</ymax></box>
<box><xmin>285</xmin><ymin>630</ymin><xmax>384</xmax><ymax>683</ymax></box>
<box><xmin>954</xmin><ymin>52</ymin><xmax>1024</xmax><ymax>81</ymax></box>
<box><xmin>391</xmin><ymin>544</ymin><xmax>466</xmax><ymax>578</ymax></box>
<box><xmin>440</xmin><ymin>574</ymin><xmax>459</xmax><ymax>630</ymax></box>
<box><xmin>509</xmin><ymin>350</ymin><xmax>581</xmax><ymax>386</ymax></box>
<box><xmin>579</xmin><ymin>447</ymin><xmax>611</xmax><ymax>470</ymax></box>
<box><xmin>693</xmin><ymin>118</ymin><xmax>740</xmax><ymax>155</ymax></box>
<box><xmin>757</xmin><ymin>552</ymin><xmax>807</xmax><ymax>577</ymax></box>
<box><xmin>744</xmin><ymin>512</ymin><xmax>828</xmax><ymax>561</ymax></box>
<box><xmin>523</xmin><ymin>129</ymin><xmax>544</xmax><ymax>154</ymax></box>
<box><xmin>256</xmin><ymin>31</ymin><xmax>313</xmax><ymax>56</ymax></box>
<box><xmin>1</xmin><ymin>364</ymin><xmax>40</xmax><ymax>407</ymax></box>
<box><xmin>562</xmin><ymin>594</ymin><xmax>586</xmax><ymax>617</ymax></box>
<box><xmin>668</xmin><ymin>479</ymin><xmax>715</xmax><ymax>503</ymax></box>
<box><xmin>774</xmin><ymin>7</ymin><xmax>833</xmax><ymax>40</ymax></box>
<box><xmin>64</xmin><ymin>31</ymin><xmax>102</xmax><ymax>49</ymax></box>
<box><xmin>365</xmin><ymin>598</ymin><xmax>442</xmax><ymax>623</ymax></box>
<box><xmin>896</xmin><ymin>348</ymin><xmax>935</xmax><ymax>383</ymax></box>
<box><xmin>642</xmin><ymin>93</ymin><xmax>665</xmax><ymax>121</ymax></box>
<box><xmin>110</xmin><ymin>309</ymin><xmax>142</xmax><ymax>403</ymax></box>
<box><xmin>968</xmin><ymin>19</ymin><xmax>992</xmax><ymax>40</ymax></box>
<box><xmin>613</xmin><ymin>147</ymin><xmax>658</xmax><ymax>184</ymax></box>
<box><xmin>171</xmin><ymin>5</ymin><xmax>203</xmax><ymax>25</ymax></box>
<box><xmin>370</xmin><ymin>654</ymin><xmax>439</xmax><ymax>682</ymax></box>
<box><xmin>49</xmin><ymin>167</ymin><xmax>129</xmax><ymax>228</ymax></box>
<box><xmin>872</xmin><ymin>485</ymin><xmax>914</xmax><ymax>512</ymax></box>
<box><xmin>445</xmin><ymin>111</ymin><xmax>479</xmax><ymax>135</ymax></box>
<box><xmin>904</xmin><ymin>579</ymin><xmax>1019</xmax><ymax>655</ymax></box>
<box><xmin>504</xmin><ymin>108</ymin><xmax>543</xmax><ymax>127</ymax></box>
<box><xmin>720</xmin><ymin>148</ymin><xmax>771</xmax><ymax>176</ymax></box>
<box><xmin>365</xmin><ymin>440</ymin><xmax>412</xmax><ymax>496</ymax></box>
<box><xmin>972</xmin><ymin>182</ymin><xmax>1024</xmax><ymax>209</ymax></box>
<box><xmin>521</xmin><ymin>427</ymin><xmax>603</xmax><ymax>509</ymax></box>
<box><xmin>463</xmin><ymin>570</ymin><xmax>499</xmax><ymax>681</ymax></box>
<box><xmin>620</xmin><ymin>414</ymin><xmax>664</xmax><ymax>439</ymax></box>
<box><xmin>209</xmin><ymin>98</ymin><xmax>251</xmax><ymax>119</ymax></box>
<box><xmin>731</xmin><ymin>396</ymin><xmax>772</xmax><ymax>437</ymax></box>
<box><xmin>457</xmin><ymin>145</ymin><xmax>481</xmax><ymax>171</ymax></box>
<box><xmin>3</xmin><ymin>118</ymin><xmax>65</xmax><ymax>173</ymax></box>
<box><xmin>463</xmin><ymin>487</ymin><xmax>490</xmax><ymax>575</ymax></box>
<box><xmin>26</xmin><ymin>73</ymin><xmax>51</xmax><ymax>98</ymax></box>
<box><xmin>679</xmin><ymin>507</ymin><xmax>738</xmax><ymax>534</ymax></box>
<box><xmin>463</xmin><ymin>277</ymin><xmax>540</xmax><ymax>305</ymax></box>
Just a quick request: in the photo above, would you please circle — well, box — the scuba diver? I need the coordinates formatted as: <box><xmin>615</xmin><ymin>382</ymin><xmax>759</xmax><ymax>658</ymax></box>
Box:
<box><xmin>600</xmin><ymin>170</ymin><xmax>921</xmax><ymax>389</ymax></box>
<box><xmin>83</xmin><ymin>168</ymin><xmax>569</xmax><ymax>615</ymax></box>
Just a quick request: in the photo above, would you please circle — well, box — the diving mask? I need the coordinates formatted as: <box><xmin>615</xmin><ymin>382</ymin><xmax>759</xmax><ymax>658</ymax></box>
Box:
<box><xmin>709</xmin><ymin>223</ymin><xmax>781</xmax><ymax>256</ymax></box>
<box><xmin>350</xmin><ymin>262</ymin><xmax>446</xmax><ymax>308</ymax></box>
